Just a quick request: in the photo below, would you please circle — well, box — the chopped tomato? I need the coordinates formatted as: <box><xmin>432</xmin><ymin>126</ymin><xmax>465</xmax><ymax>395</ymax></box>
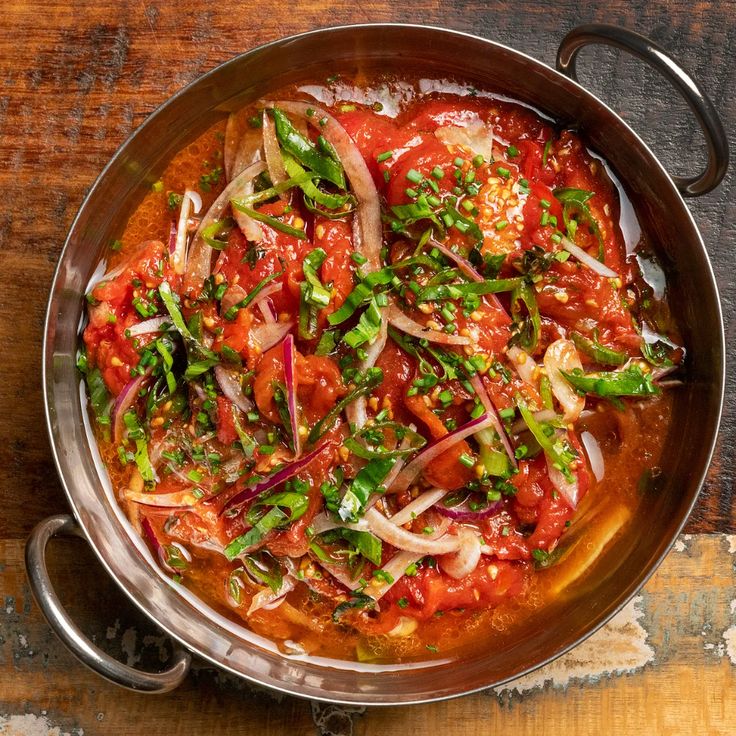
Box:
<box><xmin>384</xmin><ymin>560</ymin><xmax>527</xmax><ymax>618</ymax></box>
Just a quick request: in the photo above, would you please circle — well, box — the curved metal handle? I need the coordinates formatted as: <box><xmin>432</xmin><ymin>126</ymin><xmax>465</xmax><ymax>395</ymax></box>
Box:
<box><xmin>557</xmin><ymin>24</ymin><xmax>728</xmax><ymax>197</ymax></box>
<box><xmin>25</xmin><ymin>514</ymin><xmax>191</xmax><ymax>693</ymax></box>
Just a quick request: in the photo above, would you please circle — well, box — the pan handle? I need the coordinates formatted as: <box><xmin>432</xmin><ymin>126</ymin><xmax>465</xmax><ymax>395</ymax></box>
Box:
<box><xmin>25</xmin><ymin>514</ymin><xmax>191</xmax><ymax>693</ymax></box>
<box><xmin>556</xmin><ymin>24</ymin><xmax>728</xmax><ymax>197</ymax></box>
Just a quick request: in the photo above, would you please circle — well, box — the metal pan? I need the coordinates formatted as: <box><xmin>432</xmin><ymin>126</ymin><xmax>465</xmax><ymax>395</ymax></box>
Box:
<box><xmin>28</xmin><ymin>23</ymin><xmax>727</xmax><ymax>704</ymax></box>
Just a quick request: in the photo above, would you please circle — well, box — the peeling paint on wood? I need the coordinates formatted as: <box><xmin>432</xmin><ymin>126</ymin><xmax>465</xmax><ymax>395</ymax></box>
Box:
<box><xmin>495</xmin><ymin>596</ymin><xmax>654</xmax><ymax>695</ymax></box>
<box><xmin>0</xmin><ymin>714</ymin><xmax>83</xmax><ymax>736</ymax></box>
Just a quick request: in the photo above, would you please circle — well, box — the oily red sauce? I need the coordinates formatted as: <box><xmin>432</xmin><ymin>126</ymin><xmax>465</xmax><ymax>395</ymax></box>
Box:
<box><xmin>82</xmin><ymin>75</ymin><xmax>677</xmax><ymax>662</ymax></box>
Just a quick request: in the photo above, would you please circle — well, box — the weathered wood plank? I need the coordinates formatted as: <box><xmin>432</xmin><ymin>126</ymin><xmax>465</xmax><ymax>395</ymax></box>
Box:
<box><xmin>1</xmin><ymin>534</ymin><xmax>734</xmax><ymax>734</ymax></box>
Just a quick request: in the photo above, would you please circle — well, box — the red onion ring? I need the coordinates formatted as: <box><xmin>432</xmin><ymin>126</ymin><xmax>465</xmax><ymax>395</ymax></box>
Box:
<box><xmin>184</xmin><ymin>161</ymin><xmax>266</xmax><ymax>295</ymax></box>
<box><xmin>391</xmin><ymin>413</ymin><xmax>495</xmax><ymax>492</ymax></box>
<box><xmin>141</xmin><ymin>517</ymin><xmax>176</xmax><ymax>574</ymax></box>
<box><xmin>434</xmin><ymin>498</ymin><xmax>502</xmax><ymax>521</ymax></box>
<box><xmin>221</xmin><ymin>443</ymin><xmax>329</xmax><ymax>514</ymax></box>
<box><xmin>364</xmin><ymin>507</ymin><xmax>460</xmax><ymax>555</ymax></box>
<box><xmin>252</xmin><ymin>320</ymin><xmax>294</xmax><ymax>352</ymax></box>
<box><xmin>268</xmin><ymin>100</ymin><xmax>382</xmax><ymax>272</ymax></box>
<box><xmin>112</xmin><ymin>369</ymin><xmax>151</xmax><ymax>443</ymax></box>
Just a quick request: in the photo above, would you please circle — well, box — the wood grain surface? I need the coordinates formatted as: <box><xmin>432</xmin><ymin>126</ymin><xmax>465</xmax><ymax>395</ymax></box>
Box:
<box><xmin>1</xmin><ymin>0</ymin><xmax>734</xmax><ymax>733</ymax></box>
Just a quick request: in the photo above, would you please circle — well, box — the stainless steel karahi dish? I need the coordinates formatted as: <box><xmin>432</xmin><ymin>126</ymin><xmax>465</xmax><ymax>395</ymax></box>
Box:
<box><xmin>28</xmin><ymin>23</ymin><xmax>727</xmax><ymax>704</ymax></box>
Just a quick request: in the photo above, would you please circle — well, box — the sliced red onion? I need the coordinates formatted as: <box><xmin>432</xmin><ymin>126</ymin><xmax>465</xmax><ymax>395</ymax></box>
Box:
<box><xmin>247</xmin><ymin>575</ymin><xmax>296</xmax><ymax>615</ymax></box>
<box><xmin>429</xmin><ymin>238</ymin><xmax>483</xmax><ymax>282</ymax></box>
<box><xmin>362</xmin><ymin>550</ymin><xmax>424</xmax><ymax>602</ymax></box>
<box><xmin>544</xmin><ymin>338</ymin><xmax>585</xmax><ymax>422</ymax></box>
<box><xmin>232</xmin><ymin>125</ymin><xmax>266</xmax><ymax>180</ymax></box>
<box><xmin>581</xmin><ymin>430</ymin><xmax>604</xmax><ymax>482</ymax></box>
<box><xmin>387</xmin><ymin>488</ymin><xmax>448</xmax><ymax>527</ymax></box>
<box><xmin>282</xmin><ymin>334</ymin><xmax>301</xmax><ymax>458</ymax></box>
<box><xmin>469</xmin><ymin>373</ymin><xmax>517</xmax><ymax>466</ymax></box>
<box><xmin>112</xmin><ymin>370</ymin><xmax>151</xmax><ymax>443</ymax></box>
<box><xmin>560</xmin><ymin>235</ymin><xmax>619</xmax><ymax>279</ymax></box>
<box><xmin>438</xmin><ymin>527</ymin><xmax>482</xmax><ymax>580</ymax></box>
<box><xmin>547</xmin><ymin>454</ymin><xmax>579</xmax><ymax>510</ymax></box>
<box><xmin>364</xmin><ymin>507</ymin><xmax>461</xmax><ymax>555</ymax></box>
<box><xmin>387</xmin><ymin>302</ymin><xmax>471</xmax><ymax>345</ymax></box>
<box><xmin>391</xmin><ymin>413</ymin><xmax>495</xmax><ymax>492</ymax></box>
<box><xmin>221</xmin><ymin>443</ymin><xmax>328</xmax><ymax>514</ymax></box>
<box><xmin>262</xmin><ymin>110</ymin><xmax>288</xmax><ymax>198</ymax></box>
<box><xmin>257</xmin><ymin>297</ymin><xmax>277</xmax><ymax>324</ymax></box>
<box><xmin>506</xmin><ymin>346</ymin><xmax>539</xmax><ymax>387</ymax></box>
<box><xmin>220</xmin><ymin>284</ymin><xmax>247</xmax><ymax>315</ymax></box>
<box><xmin>125</xmin><ymin>490</ymin><xmax>199</xmax><ymax>507</ymax></box>
<box><xmin>127</xmin><ymin>316</ymin><xmax>171</xmax><ymax>337</ymax></box>
<box><xmin>167</xmin><ymin>220</ymin><xmax>177</xmax><ymax>255</ymax></box>
<box><xmin>214</xmin><ymin>365</ymin><xmax>254</xmax><ymax>414</ymax></box>
<box><xmin>269</xmin><ymin>101</ymin><xmax>382</xmax><ymax>272</ymax></box>
<box><xmin>435</xmin><ymin>120</ymin><xmax>494</xmax><ymax>161</ymax></box>
<box><xmin>249</xmin><ymin>281</ymin><xmax>283</xmax><ymax>309</ymax></box>
<box><xmin>184</xmin><ymin>161</ymin><xmax>266</xmax><ymax>295</ymax></box>
<box><xmin>252</xmin><ymin>320</ymin><xmax>294</xmax><ymax>352</ymax></box>
<box><xmin>171</xmin><ymin>190</ymin><xmax>201</xmax><ymax>275</ymax></box>
<box><xmin>434</xmin><ymin>498</ymin><xmax>502</xmax><ymax>521</ymax></box>
<box><xmin>141</xmin><ymin>517</ymin><xmax>177</xmax><ymax>574</ymax></box>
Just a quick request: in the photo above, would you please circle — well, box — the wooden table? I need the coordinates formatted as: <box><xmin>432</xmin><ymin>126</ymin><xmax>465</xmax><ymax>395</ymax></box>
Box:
<box><xmin>1</xmin><ymin>1</ymin><xmax>734</xmax><ymax>733</ymax></box>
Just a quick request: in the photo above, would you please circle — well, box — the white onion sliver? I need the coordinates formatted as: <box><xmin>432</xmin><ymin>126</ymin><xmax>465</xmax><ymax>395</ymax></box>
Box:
<box><xmin>171</xmin><ymin>189</ymin><xmax>196</xmax><ymax>274</ymax></box>
<box><xmin>252</xmin><ymin>321</ymin><xmax>293</xmax><ymax>352</ymax></box>
<box><xmin>364</xmin><ymin>508</ymin><xmax>462</xmax><ymax>555</ymax></box>
<box><xmin>581</xmin><ymin>430</ymin><xmax>605</xmax><ymax>482</ymax></box>
<box><xmin>507</xmin><ymin>346</ymin><xmax>539</xmax><ymax>387</ymax></box>
<box><xmin>543</xmin><ymin>338</ymin><xmax>585</xmax><ymax>422</ymax></box>
<box><xmin>308</xmin><ymin>511</ymin><xmax>369</xmax><ymax>536</ymax></box>
<box><xmin>124</xmin><ymin>490</ymin><xmax>199</xmax><ymax>507</ymax></box>
<box><xmin>127</xmin><ymin>316</ymin><xmax>171</xmax><ymax>337</ymax></box>
<box><xmin>388</xmin><ymin>488</ymin><xmax>448</xmax><ymax>527</ymax></box>
<box><xmin>315</xmin><ymin>561</ymin><xmax>364</xmax><ymax>592</ymax></box>
<box><xmin>392</xmin><ymin>414</ymin><xmax>495</xmax><ymax>492</ymax></box>
<box><xmin>214</xmin><ymin>365</ymin><xmax>254</xmax><ymax>414</ymax></box>
<box><xmin>363</xmin><ymin>550</ymin><xmax>425</xmax><ymax>602</ymax></box>
<box><xmin>184</xmin><ymin>161</ymin><xmax>266</xmax><ymax>294</ymax></box>
<box><xmin>224</xmin><ymin>112</ymin><xmax>243</xmax><ymax>182</ymax></box>
<box><xmin>247</xmin><ymin>576</ymin><xmax>296</xmax><ymax>616</ymax></box>
<box><xmin>262</xmin><ymin>110</ymin><xmax>288</xmax><ymax>197</ymax></box>
<box><xmin>387</xmin><ymin>303</ymin><xmax>471</xmax><ymax>346</ymax></box>
<box><xmin>561</xmin><ymin>235</ymin><xmax>619</xmax><ymax>279</ymax></box>
<box><xmin>438</xmin><ymin>527</ymin><xmax>482</xmax><ymax>580</ymax></box>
